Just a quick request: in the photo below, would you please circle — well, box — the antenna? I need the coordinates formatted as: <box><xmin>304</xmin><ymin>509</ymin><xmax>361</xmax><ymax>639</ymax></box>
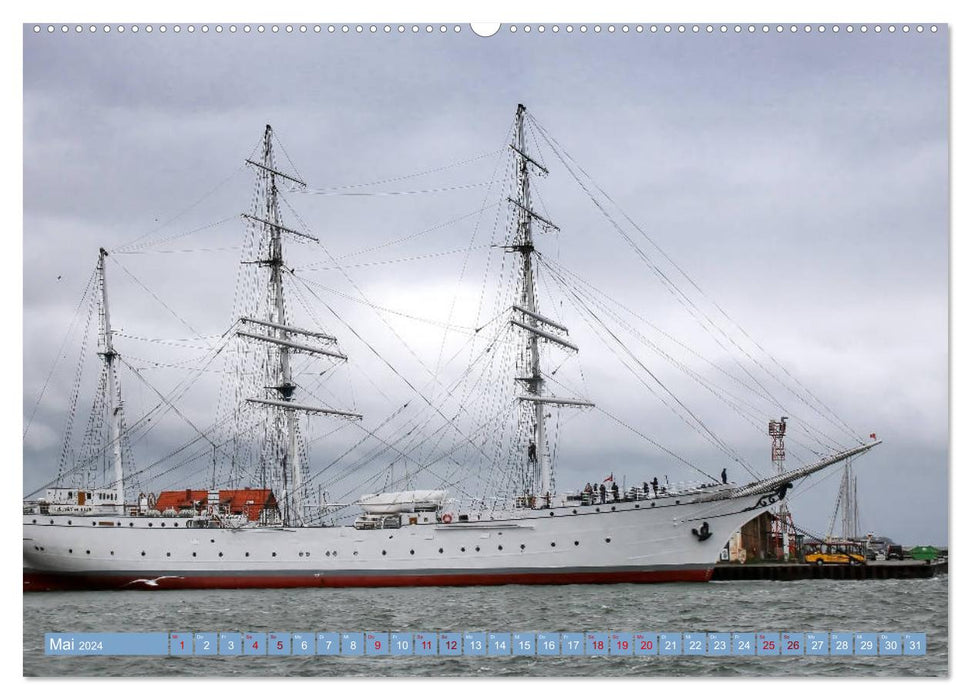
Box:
<box><xmin>768</xmin><ymin>417</ymin><xmax>797</xmax><ymax>560</ymax></box>
<box><xmin>840</xmin><ymin>459</ymin><xmax>859</xmax><ymax>540</ymax></box>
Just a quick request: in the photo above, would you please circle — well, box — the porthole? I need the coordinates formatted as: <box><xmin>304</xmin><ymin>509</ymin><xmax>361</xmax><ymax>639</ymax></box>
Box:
<box><xmin>173</xmin><ymin>522</ymin><xmax>178</xmax><ymax>527</ymax></box>
<box><xmin>353</xmin><ymin>551</ymin><xmax>359</xmax><ymax>556</ymax></box>
<box><xmin>551</xmin><ymin>542</ymin><xmax>556</xmax><ymax>547</ymax></box>
<box><xmin>298</xmin><ymin>552</ymin><xmax>304</xmax><ymax>557</ymax></box>
<box><xmin>676</xmin><ymin>500</ymin><xmax>680</xmax><ymax>505</ymax></box>
<box><xmin>333</xmin><ymin>551</ymin><xmax>337</xmax><ymax>556</ymax></box>
<box><xmin>210</xmin><ymin>539</ymin><xmax>215</xmax><ymax>543</ymax></box>
<box><xmin>166</xmin><ymin>552</ymin><xmax>171</xmax><ymax>557</ymax></box>
<box><xmin>129</xmin><ymin>522</ymin><xmax>134</xmax><ymax>527</ymax></box>
<box><xmin>572</xmin><ymin>510</ymin><xmax>577</xmax><ymax>515</ymax></box>
<box><xmin>161</xmin><ymin>523</ymin><xmax>165</xmax><ymax>527</ymax></box>
<box><xmin>218</xmin><ymin>552</ymin><xmax>223</xmax><ymax>557</ymax></box>
<box><xmin>192</xmin><ymin>552</ymin><xmax>197</xmax><ymax>557</ymax></box>
<box><xmin>574</xmin><ymin>541</ymin><xmax>579</xmax><ymax>546</ymax></box>
<box><xmin>32</xmin><ymin>519</ymin><xmax>36</xmax><ymax>524</ymax></box>
<box><xmin>67</xmin><ymin>520</ymin><xmax>72</xmax><ymax>525</ymax></box>
<box><xmin>382</xmin><ymin>550</ymin><xmax>387</xmax><ymax>556</ymax></box>
<box><xmin>141</xmin><ymin>551</ymin><xmax>146</xmax><ymax>556</ymax></box>
<box><xmin>475</xmin><ymin>546</ymin><xmax>480</xmax><ymax>552</ymax></box>
<box><xmin>110</xmin><ymin>550</ymin><xmax>114</xmax><ymax>555</ymax></box>
<box><xmin>651</xmin><ymin>502</ymin><xmax>656</xmax><ymax>508</ymax></box>
<box><xmin>438</xmin><ymin>548</ymin><xmax>443</xmax><ymax>554</ymax></box>
<box><xmin>611</xmin><ymin>506</ymin><xmax>616</xmax><ymax>511</ymax></box>
<box><xmin>50</xmin><ymin>520</ymin><xmax>54</xmax><ymax>525</ymax></box>
<box><xmin>91</xmin><ymin>520</ymin><xmax>96</xmax><ymax>526</ymax></box>
<box><xmin>498</xmin><ymin>545</ymin><xmax>503</xmax><ymax>551</ymax></box>
<box><xmin>245</xmin><ymin>552</ymin><xmax>250</xmax><ymax>557</ymax></box>
<box><xmin>148</xmin><ymin>523</ymin><xmax>153</xmax><ymax>527</ymax></box>
<box><xmin>605</xmin><ymin>538</ymin><xmax>611</xmax><ymax>543</ymax></box>
<box><xmin>595</xmin><ymin>508</ymin><xmax>600</xmax><ymax>513</ymax></box>
<box><xmin>520</xmin><ymin>544</ymin><xmax>525</xmax><ymax>550</ymax></box>
<box><xmin>549</xmin><ymin>512</ymin><xmax>555</xmax><ymax>516</ymax></box>
<box><xmin>85</xmin><ymin>550</ymin><xmax>90</xmax><ymax>555</ymax></box>
<box><xmin>272</xmin><ymin>552</ymin><xmax>277</xmax><ymax>557</ymax></box>
<box><xmin>410</xmin><ymin>549</ymin><xmax>415</xmax><ymax>555</ymax></box>
<box><xmin>460</xmin><ymin>547</ymin><xmax>466</xmax><ymax>552</ymax></box>
<box><xmin>635</xmin><ymin>504</ymin><xmax>640</xmax><ymax>509</ymax></box>
<box><xmin>68</xmin><ymin>548</ymin><xmax>73</xmax><ymax>553</ymax></box>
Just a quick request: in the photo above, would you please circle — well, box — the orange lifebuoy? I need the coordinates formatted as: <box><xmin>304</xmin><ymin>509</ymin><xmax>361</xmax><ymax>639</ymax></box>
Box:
<box><xmin>442</xmin><ymin>513</ymin><xmax>453</xmax><ymax>524</ymax></box>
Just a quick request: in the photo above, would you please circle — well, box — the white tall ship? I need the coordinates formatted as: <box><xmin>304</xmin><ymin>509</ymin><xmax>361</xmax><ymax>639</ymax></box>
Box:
<box><xmin>23</xmin><ymin>106</ymin><xmax>880</xmax><ymax>590</ymax></box>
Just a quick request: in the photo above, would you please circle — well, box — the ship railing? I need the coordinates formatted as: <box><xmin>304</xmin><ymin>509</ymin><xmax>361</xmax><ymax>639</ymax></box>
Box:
<box><xmin>446</xmin><ymin>480</ymin><xmax>728</xmax><ymax>516</ymax></box>
<box><xmin>569</xmin><ymin>485</ymin><xmax>671</xmax><ymax>505</ymax></box>
<box><xmin>662</xmin><ymin>480</ymin><xmax>724</xmax><ymax>496</ymax></box>
<box><xmin>454</xmin><ymin>485</ymin><xmax>736</xmax><ymax>515</ymax></box>
<box><xmin>353</xmin><ymin>514</ymin><xmax>403</xmax><ymax>531</ymax></box>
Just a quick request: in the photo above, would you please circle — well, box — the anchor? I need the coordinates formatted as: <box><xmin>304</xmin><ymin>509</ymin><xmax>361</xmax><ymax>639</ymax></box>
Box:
<box><xmin>692</xmin><ymin>521</ymin><xmax>712</xmax><ymax>542</ymax></box>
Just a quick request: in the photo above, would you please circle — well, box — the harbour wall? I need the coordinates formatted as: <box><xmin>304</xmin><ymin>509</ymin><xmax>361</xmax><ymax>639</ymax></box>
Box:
<box><xmin>711</xmin><ymin>559</ymin><xmax>947</xmax><ymax>581</ymax></box>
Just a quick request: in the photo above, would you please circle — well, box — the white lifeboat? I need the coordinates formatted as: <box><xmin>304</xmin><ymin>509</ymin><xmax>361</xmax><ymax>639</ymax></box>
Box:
<box><xmin>356</xmin><ymin>490</ymin><xmax>447</xmax><ymax>514</ymax></box>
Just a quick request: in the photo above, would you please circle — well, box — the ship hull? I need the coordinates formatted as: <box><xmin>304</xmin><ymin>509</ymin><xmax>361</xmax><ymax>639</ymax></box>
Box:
<box><xmin>24</xmin><ymin>486</ymin><xmax>785</xmax><ymax>591</ymax></box>
<box><xmin>24</xmin><ymin>565</ymin><xmax>713</xmax><ymax>591</ymax></box>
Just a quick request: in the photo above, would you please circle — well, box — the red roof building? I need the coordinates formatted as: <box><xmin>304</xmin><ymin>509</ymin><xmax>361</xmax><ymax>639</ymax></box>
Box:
<box><xmin>154</xmin><ymin>488</ymin><xmax>279</xmax><ymax>522</ymax></box>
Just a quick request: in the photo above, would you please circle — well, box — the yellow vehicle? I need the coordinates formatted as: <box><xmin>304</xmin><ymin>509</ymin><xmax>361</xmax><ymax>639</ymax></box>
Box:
<box><xmin>803</xmin><ymin>541</ymin><xmax>866</xmax><ymax>565</ymax></box>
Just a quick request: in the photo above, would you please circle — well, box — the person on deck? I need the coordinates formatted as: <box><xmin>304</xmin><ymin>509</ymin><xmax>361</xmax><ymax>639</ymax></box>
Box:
<box><xmin>611</xmin><ymin>482</ymin><xmax>620</xmax><ymax>502</ymax></box>
<box><xmin>599</xmin><ymin>483</ymin><xmax>607</xmax><ymax>504</ymax></box>
<box><xmin>651</xmin><ymin>477</ymin><xmax>659</xmax><ymax>496</ymax></box>
<box><xmin>721</xmin><ymin>468</ymin><xmax>728</xmax><ymax>485</ymax></box>
<box><xmin>528</xmin><ymin>442</ymin><xmax>537</xmax><ymax>463</ymax></box>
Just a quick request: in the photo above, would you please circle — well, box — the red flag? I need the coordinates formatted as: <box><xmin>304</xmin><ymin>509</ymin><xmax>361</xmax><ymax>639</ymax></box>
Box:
<box><xmin>603</xmin><ymin>473</ymin><xmax>614</xmax><ymax>483</ymax></box>
<box><xmin>869</xmin><ymin>433</ymin><xmax>877</xmax><ymax>439</ymax></box>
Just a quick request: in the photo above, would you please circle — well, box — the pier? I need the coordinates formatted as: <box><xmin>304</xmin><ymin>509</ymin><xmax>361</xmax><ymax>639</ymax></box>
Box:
<box><xmin>712</xmin><ymin>559</ymin><xmax>947</xmax><ymax>581</ymax></box>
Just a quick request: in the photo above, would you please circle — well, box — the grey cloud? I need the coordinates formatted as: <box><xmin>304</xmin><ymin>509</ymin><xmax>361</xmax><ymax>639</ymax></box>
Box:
<box><xmin>23</xmin><ymin>27</ymin><xmax>948</xmax><ymax>545</ymax></box>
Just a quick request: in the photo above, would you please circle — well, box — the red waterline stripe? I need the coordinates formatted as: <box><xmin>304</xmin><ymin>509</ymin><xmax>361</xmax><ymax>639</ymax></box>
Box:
<box><xmin>24</xmin><ymin>567</ymin><xmax>713</xmax><ymax>591</ymax></box>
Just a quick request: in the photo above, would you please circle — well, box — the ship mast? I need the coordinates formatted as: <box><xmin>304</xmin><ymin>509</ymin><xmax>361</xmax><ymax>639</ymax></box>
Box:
<box><xmin>241</xmin><ymin>125</ymin><xmax>362</xmax><ymax>526</ymax></box>
<box><xmin>96</xmin><ymin>248</ymin><xmax>126</xmax><ymax>513</ymax></box>
<box><xmin>265</xmin><ymin>125</ymin><xmax>299</xmax><ymax>521</ymax></box>
<box><xmin>510</xmin><ymin>104</ymin><xmax>592</xmax><ymax>502</ymax></box>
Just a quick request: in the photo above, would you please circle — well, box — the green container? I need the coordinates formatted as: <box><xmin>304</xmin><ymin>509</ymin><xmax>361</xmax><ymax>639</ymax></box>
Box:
<box><xmin>910</xmin><ymin>546</ymin><xmax>939</xmax><ymax>561</ymax></box>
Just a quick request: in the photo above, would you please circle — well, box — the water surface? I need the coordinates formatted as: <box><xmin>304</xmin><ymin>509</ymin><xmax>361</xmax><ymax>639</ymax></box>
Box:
<box><xmin>23</xmin><ymin>576</ymin><xmax>948</xmax><ymax>677</ymax></box>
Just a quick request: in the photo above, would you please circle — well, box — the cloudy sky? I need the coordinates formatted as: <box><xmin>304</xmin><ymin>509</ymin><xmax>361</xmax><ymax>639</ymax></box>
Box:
<box><xmin>22</xmin><ymin>24</ymin><xmax>948</xmax><ymax>544</ymax></box>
